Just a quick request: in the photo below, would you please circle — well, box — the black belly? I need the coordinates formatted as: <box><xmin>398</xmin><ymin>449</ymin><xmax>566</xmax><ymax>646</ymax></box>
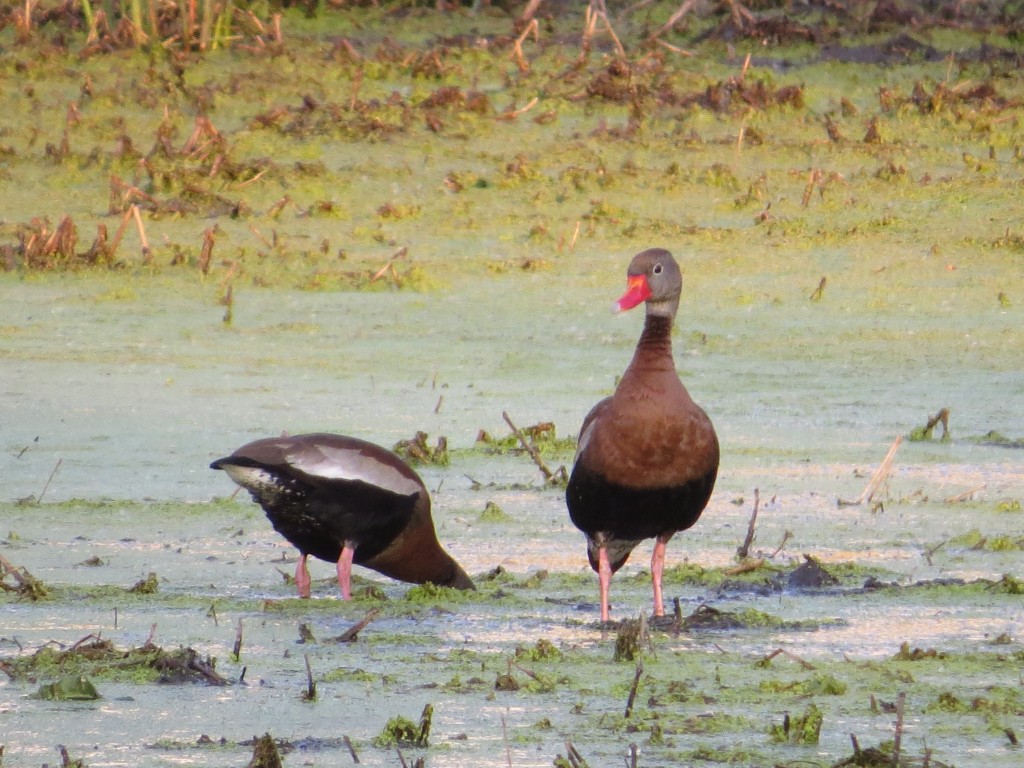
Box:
<box><xmin>566</xmin><ymin>462</ymin><xmax>716</xmax><ymax>543</ymax></box>
<box><xmin>249</xmin><ymin>472</ymin><xmax>417</xmax><ymax>565</ymax></box>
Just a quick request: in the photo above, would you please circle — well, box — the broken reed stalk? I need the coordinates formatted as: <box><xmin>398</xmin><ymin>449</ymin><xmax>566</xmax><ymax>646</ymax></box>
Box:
<box><xmin>511</xmin><ymin>659</ymin><xmax>543</xmax><ymax>683</ymax></box>
<box><xmin>596</xmin><ymin>9</ymin><xmax>626</xmax><ymax>58</ymax></box>
<box><xmin>330</xmin><ymin>608</ymin><xmax>380</xmax><ymax>643</ymax></box>
<box><xmin>736</xmin><ymin>488</ymin><xmax>760</xmax><ymax>559</ymax></box>
<box><xmin>302</xmin><ymin>653</ymin><xmax>316</xmax><ymax>701</ymax></box>
<box><xmin>623</xmin><ymin>659</ymin><xmax>644</xmax><ymax>718</ymax></box>
<box><xmin>343</xmin><ymin>735</ymin><xmax>360</xmax><ymax>763</ymax></box>
<box><xmin>502</xmin><ymin>411</ymin><xmax>558</xmax><ymax>482</ymax></box>
<box><xmin>37</xmin><ymin>458</ymin><xmax>62</xmax><ymax>503</ymax></box>
<box><xmin>198</xmin><ymin>226</ymin><xmax>216</xmax><ymax>275</ymax></box>
<box><xmin>564</xmin><ymin>741</ymin><xmax>589</xmax><ymax>768</ymax></box>
<box><xmin>500</xmin><ymin>713</ymin><xmax>513</xmax><ymax>768</ymax></box>
<box><xmin>760</xmin><ymin>647</ymin><xmax>815</xmax><ymax>671</ymax></box>
<box><xmin>671</xmin><ymin>596</ymin><xmax>684</xmax><ymax>634</ymax></box>
<box><xmin>945</xmin><ymin>484</ymin><xmax>986</xmax><ymax>503</ymax></box>
<box><xmin>654</xmin><ymin>38</ymin><xmax>693</xmax><ymax>56</ymax></box>
<box><xmin>222</xmin><ymin>283</ymin><xmax>234</xmax><ymax>326</ymax></box>
<box><xmin>496</xmin><ymin>96</ymin><xmax>539</xmax><ymax>121</ymax></box>
<box><xmin>892</xmin><ymin>692</ymin><xmax>907</xmax><ymax>767</ymax></box>
<box><xmin>520</xmin><ymin>0</ymin><xmax>542</xmax><ymax>22</ymax></box>
<box><xmin>837</xmin><ymin>435</ymin><xmax>903</xmax><ymax>507</ymax></box>
<box><xmin>650</xmin><ymin>0</ymin><xmax>699</xmax><ymax>41</ymax></box>
<box><xmin>919</xmin><ymin>407</ymin><xmax>950</xmax><ymax>439</ymax></box>
<box><xmin>131</xmin><ymin>204</ymin><xmax>151</xmax><ymax>263</ymax></box>
<box><xmin>248</xmin><ymin>225</ymin><xmax>274</xmax><ymax>248</ymax></box>
<box><xmin>801</xmin><ymin>168</ymin><xmax>822</xmax><ymax>207</ymax></box>
<box><xmin>232</xmin><ymin>617</ymin><xmax>243</xmax><ymax>660</ymax></box>
<box><xmin>511</xmin><ymin>17</ymin><xmax>538</xmax><ymax>72</ymax></box>
<box><xmin>810</xmin><ymin>276</ymin><xmax>827</xmax><ymax>301</ymax></box>
<box><xmin>770</xmin><ymin>530</ymin><xmax>793</xmax><ymax>558</ymax></box>
<box><xmin>0</xmin><ymin>552</ymin><xmax>47</xmax><ymax>599</ymax></box>
<box><xmin>370</xmin><ymin>246</ymin><xmax>408</xmax><ymax>284</ymax></box>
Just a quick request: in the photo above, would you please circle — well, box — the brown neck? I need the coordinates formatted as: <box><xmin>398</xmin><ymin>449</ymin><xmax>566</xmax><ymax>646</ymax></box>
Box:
<box><xmin>625</xmin><ymin>313</ymin><xmax>675</xmax><ymax>376</ymax></box>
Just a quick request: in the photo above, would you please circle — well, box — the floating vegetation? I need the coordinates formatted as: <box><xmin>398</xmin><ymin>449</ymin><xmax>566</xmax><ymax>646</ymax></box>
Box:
<box><xmin>478</xmin><ymin>500</ymin><xmax>512</xmax><ymax>522</ymax></box>
<box><xmin>514</xmin><ymin>638</ymin><xmax>562</xmax><ymax>663</ymax></box>
<box><xmin>128</xmin><ymin>571</ymin><xmax>160</xmax><ymax>594</ymax></box>
<box><xmin>908</xmin><ymin>407</ymin><xmax>951</xmax><ymax>442</ymax></box>
<box><xmin>1</xmin><ymin>635</ymin><xmax>228</xmax><ymax>686</ymax></box>
<box><xmin>971</xmin><ymin>430</ymin><xmax>1024</xmax><ymax>449</ymax></box>
<box><xmin>2</xmin><ymin>3</ymin><xmax>1023</xmax><ymax>767</ymax></box>
<box><xmin>392</xmin><ymin>431</ymin><xmax>449</xmax><ymax>466</ymax></box>
<box><xmin>474</xmin><ymin>421</ymin><xmax>576</xmax><ymax>459</ymax></box>
<box><xmin>0</xmin><ymin>552</ymin><xmax>49</xmax><ymax>600</ymax></box>
<box><xmin>245</xmin><ymin>732</ymin><xmax>283</xmax><ymax>768</ymax></box>
<box><xmin>769</xmin><ymin>702</ymin><xmax>823</xmax><ymax>745</ymax></box>
<box><xmin>372</xmin><ymin>703</ymin><xmax>432</xmax><ymax>748</ymax></box>
<box><xmin>32</xmin><ymin>674</ymin><xmax>101</xmax><ymax>701</ymax></box>
<box><xmin>612</xmin><ymin>615</ymin><xmax>648</xmax><ymax>662</ymax></box>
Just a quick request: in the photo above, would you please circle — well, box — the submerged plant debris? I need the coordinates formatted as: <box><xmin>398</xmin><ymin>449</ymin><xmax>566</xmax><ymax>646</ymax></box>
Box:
<box><xmin>1</xmin><ymin>635</ymin><xmax>228</xmax><ymax>686</ymax></box>
<box><xmin>1</xmin><ymin>2</ymin><xmax>1023</xmax><ymax>768</ymax></box>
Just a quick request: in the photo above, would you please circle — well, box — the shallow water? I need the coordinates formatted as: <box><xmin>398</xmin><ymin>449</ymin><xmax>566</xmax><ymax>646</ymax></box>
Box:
<box><xmin>3</xmin><ymin>8</ymin><xmax>1024</xmax><ymax>767</ymax></box>
<box><xmin>3</xmin><ymin>178</ymin><xmax>1024</xmax><ymax>768</ymax></box>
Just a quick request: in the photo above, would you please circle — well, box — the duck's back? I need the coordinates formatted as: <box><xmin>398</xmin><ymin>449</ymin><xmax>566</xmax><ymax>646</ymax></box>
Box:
<box><xmin>212</xmin><ymin>433</ymin><xmax>423</xmax><ymax>565</ymax></box>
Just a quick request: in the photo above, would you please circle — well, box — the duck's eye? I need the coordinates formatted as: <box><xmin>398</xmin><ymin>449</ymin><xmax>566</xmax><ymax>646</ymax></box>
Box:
<box><xmin>653</xmin><ymin>263</ymin><xmax>664</xmax><ymax>275</ymax></box>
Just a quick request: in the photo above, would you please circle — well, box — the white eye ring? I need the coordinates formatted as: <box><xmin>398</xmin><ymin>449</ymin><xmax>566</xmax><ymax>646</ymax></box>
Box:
<box><xmin>653</xmin><ymin>263</ymin><xmax>664</xmax><ymax>275</ymax></box>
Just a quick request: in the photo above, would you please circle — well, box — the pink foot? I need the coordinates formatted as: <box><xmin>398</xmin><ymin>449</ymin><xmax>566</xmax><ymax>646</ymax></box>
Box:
<box><xmin>598</xmin><ymin>546</ymin><xmax>612</xmax><ymax>623</ymax></box>
<box><xmin>336</xmin><ymin>542</ymin><xmax>355</xmax><ymax>600</ymax></box>
<box><xmin>651</xmin><ymin>535</ymin><xmax>672</xmax><ymax>617</ymax></box>
<box><xmin>295</xmin><ymin>553</ymin><xmax>311</xmax><ymax>599</ymax></box>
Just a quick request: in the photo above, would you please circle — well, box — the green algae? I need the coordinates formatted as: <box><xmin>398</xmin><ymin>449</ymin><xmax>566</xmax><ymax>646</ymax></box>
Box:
<box><xmin>478</xmin><ymin>500</ymin><xmax>512</xmax><ymax>522</ymax></box>
<box><xmin>949</xmin><ymin>528</ymin><xmax>1024</xmax><ymax>552</ymax></box>
<box><xmin>760</xmin><ymin>672</ymin><xmax>848</xmax><ymax>696</ymax></box>
<box><xmin>514</xmin><ymin>638</ymin><xmax>562</xmax><ymax>662</ymax></box>
<box><xmin>769</xmin><ymin>702</ymin><xmax>823</xmax><ymax>745</ymax></box>
<box><xmin>1</xmin><ymin>5</ymin><xmax>1024</xmax><ymax>768</ymax></box>
<box><xmin>372</xmin><ymin>703</ymin><xmax>432</xmax><ymax>748</ymax></box>
<box><xmin>4</xmin><ymin>639</ymin><xmax>226</xmax><ymax>685</ymax></box>
<box><xmin>471</xmin><ymin>422</ymin><xmax>577</xmax><ymax>460</ymax></box>
<box><xmin>32</xmin><ymin>674</ymin><xmax>102</xmax><ymax>701</ymax></box>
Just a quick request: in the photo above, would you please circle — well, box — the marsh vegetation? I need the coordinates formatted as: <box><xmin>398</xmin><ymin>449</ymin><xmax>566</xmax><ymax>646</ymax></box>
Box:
<box><xmin>2</xmin><ymin>1</ymin><xmax>1023</xmax><ymax>766</ymax></box>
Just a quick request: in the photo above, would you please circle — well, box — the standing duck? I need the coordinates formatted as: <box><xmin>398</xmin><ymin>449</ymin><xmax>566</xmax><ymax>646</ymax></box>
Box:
<box><xmin>211</xmin><ymin>433</ymin><xmax>474</xmax><ymax>598</ymax></box>
<box><xmin>566</xmin><ymin>248</ymin><xmax>719</xmax><ymax>622</ymax></box>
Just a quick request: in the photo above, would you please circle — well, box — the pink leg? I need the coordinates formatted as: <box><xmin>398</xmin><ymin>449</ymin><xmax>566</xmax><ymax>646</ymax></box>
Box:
<box><xmin>295</xmin><ymin>553</ymin><xmax>311</xmax><ymax>599</ymax></box>
<box><xmin>336</xmin><ymin>542</ymin><xmax>355</xmax><ymax>600</ymax></box>
<box><xmin>651</xmin><ymin>534</ymin><xmax>672</xmax><ymax>617</ymax></box>
<box><xmin>598</xmin><ymin>545</ymin><xmax>612</xmax><ymax>623</ymax></box>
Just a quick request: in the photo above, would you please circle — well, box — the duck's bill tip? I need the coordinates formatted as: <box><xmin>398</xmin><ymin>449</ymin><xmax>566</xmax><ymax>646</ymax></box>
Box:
<box><xmin>615</xmin><ymin>276</ymin><xmax>651</xmax><ymax>312</ymax></box>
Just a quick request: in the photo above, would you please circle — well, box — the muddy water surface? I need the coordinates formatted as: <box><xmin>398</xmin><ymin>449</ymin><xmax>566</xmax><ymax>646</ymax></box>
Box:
<box><xmin>3</xmin><ymin>263</ymin><xmax>1022</xmax><ymax>768</ymax></box>
<box><xmin>2</xmin><ymin>7</ymin><xmax>1024</xmax><ymax>767</ymax></box>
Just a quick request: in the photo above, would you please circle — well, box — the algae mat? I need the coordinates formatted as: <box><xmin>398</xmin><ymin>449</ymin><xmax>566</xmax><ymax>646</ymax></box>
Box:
<box><xmin>2</xmin><ymin>3</ymin><xmax>1024</xmax><ymax>767</ymax></box>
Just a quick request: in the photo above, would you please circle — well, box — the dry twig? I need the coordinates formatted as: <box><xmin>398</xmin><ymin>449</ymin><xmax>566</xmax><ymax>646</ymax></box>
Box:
<box><xmin>502</xmin><ymin>411</ymin><xmax>566</xmax><ymax>484</ymax></box>
<box><xmin>759</xmin><ymin>647</ymin><xmax>815</xmax><ymax>670</ymax></box>
<box><xmin>736</xmin><ymin>488</ymin><xmax>760</xmax><ymax>559</ymax></box>
<box><xmin>329</xmin><ymin>608</ymin><xmax>380</xmax><ymax>643</ymax></box>
<box><xmin>624</xmin><ymin>659</ymin><xmax>644</xmax><ymax>718</ymax></box>
<box><xmin>511</xmin><ymin>18</ymin><xmax>538</xmax><ymax>73</ymax></box>
<box><xmin>838</xmin><ymin>436</ymin><xmax>902</xmax><ymax>507</ymax></box>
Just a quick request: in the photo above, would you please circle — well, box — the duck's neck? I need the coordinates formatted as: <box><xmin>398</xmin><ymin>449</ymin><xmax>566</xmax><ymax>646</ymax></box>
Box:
<box><xmin>629</xmin><ymin>313</ymin><xmax>675</xmax><ymax>372</ymax></box>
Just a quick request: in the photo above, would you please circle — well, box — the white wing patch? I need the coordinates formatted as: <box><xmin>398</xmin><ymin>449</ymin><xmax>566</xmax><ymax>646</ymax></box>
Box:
<box><xmin>574</xmin><ymin>418</ymin><xmax>597</xmax><ymax>461</ymax></box>
<box><xmin>289</xmin><ymin>442</ymin><xmax>422</xmax><ymax>496</ymax></box>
